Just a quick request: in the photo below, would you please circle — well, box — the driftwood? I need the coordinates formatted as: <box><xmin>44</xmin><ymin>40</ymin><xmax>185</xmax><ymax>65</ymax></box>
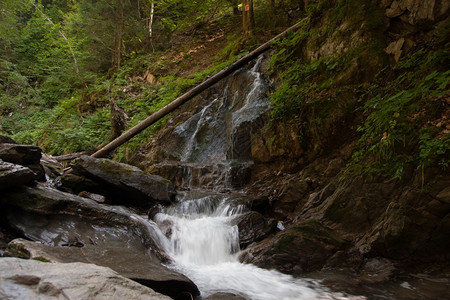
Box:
<box><xmin>90</xmin><ymin>21</ymin><xmax>303</xmax><ymax>158</ymax></box>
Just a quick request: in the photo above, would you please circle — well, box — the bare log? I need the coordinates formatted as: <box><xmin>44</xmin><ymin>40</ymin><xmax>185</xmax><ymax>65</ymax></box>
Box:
<box><xmin>91</xmin><ymin>21</ymin><xmax>303</xmax><ymax>158</ymax></box>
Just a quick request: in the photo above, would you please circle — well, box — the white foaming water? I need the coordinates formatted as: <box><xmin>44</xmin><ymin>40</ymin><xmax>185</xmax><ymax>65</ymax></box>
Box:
<box><xmin>153</xmin><ymin>192</ymin><xmax>364</xmax><ymax>299</ymax></box>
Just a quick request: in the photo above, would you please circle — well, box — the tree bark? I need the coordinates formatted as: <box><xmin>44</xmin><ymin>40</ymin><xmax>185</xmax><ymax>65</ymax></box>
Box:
<box><xmin>242</xmin><ymin>0</ymin><xmax>255</xmax><ymax>36</ymax></box>
<box><xmin>90</xmin><ymin>21</ymin><xmax>303</xmax><ymax>158</ymax></box>
<box><xmin>148</xmin><ymin>0</ymin><xmax>155</xmax><ymax>52</ymax></box>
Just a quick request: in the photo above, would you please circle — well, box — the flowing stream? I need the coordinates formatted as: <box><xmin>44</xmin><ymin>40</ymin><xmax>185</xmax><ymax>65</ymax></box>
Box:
<box><xmin>150</xmin><ymin>191</ymin><xmax>363</xmax><ymax>299</ymax></box>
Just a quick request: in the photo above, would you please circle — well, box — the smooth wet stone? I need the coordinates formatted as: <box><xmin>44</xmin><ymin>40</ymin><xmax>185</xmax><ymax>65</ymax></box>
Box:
<box><xmin>0</xmin><ymin>257</ymin><xmax>171</xmax><ymax>300</ymax></box>
<box><xmin>69</xmin><ymin>155</ymin><xmax>176</xmax><ymax>207</ymax></box>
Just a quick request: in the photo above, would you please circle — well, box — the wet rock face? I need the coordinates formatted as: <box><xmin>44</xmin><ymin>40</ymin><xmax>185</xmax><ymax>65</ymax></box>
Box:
<box><xmin>147</xmin><ymin>160</ymin><xmax>254</xmax><ymax>191</ymax></box>
<box><xmin>272</xmin><ymin>176</ymin><xmax>313</xmax><ymax>220</ymax></box>
<box><xmin>356</xmin><ymin>185</ymin><xmax>450</xmax><ymax>261</ymax></box>
<box><xmin>0</xmin><ymin>257</ymin><xmax>172</xmax><ymax>300</ymax></box>
<box><xmin>0</xmin><ymin>184</ymin><xmax>166</xmax><ymax>254</ymax></box>
<box><xmin>245</xmin><ymin>168</ymin><xmax>450</xmax><ymax>274</ymax></box>
<box><xmin>66</xmin><ymin>155</ymin><xmax>176</xmax><ymax>207</ymax></box>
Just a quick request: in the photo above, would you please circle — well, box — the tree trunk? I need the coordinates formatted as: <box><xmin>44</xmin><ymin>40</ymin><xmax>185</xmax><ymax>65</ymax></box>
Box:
<box><xmin>148</xmin><ymin>0</ymin><xmax>155</xmax><ymax>52</ymax></box>
<box><xmin>242</xmin><ymin>0</ymin><xmax>255</xmax><ymax>36</ymax></box>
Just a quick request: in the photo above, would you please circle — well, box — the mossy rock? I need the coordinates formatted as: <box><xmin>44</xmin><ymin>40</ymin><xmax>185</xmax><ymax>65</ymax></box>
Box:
<box><xmin>6</xmin><ymin>242</ymin><xmax>31</xmax><ymax>259</ymax></box>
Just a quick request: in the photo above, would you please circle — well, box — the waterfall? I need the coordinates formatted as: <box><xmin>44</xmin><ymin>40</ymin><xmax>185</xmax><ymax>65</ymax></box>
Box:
<box><xmin>151</xmin><ymin>192</ymin><xmax>360</xmax><ymax>299</ymax></box>
<box><xmin>157</xmin><ymin>55</ymin><xmax>270</xmax><ymax>191</ymax></box>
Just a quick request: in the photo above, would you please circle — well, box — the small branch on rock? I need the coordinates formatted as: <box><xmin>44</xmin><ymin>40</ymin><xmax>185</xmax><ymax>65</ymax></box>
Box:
<box><xmin>53</xmin><ymin>151</ymin><xmax>93</xmax><ymax>162</ymax></box>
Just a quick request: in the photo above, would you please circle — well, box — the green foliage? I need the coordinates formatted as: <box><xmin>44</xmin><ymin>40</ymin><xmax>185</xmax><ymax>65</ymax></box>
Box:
<box><xmin>349</xmin><ymin>48</ymin><xmax>450</xmax><ymax>177</ymax></box>
<box><xmin>270</xmin><ymin>54</ymin><xmax>346</xmax><ymax>119</ymax></box>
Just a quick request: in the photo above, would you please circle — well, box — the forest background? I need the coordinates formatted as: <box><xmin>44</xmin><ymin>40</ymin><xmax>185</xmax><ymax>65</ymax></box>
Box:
<box><xmin>0</xmin><ymin>0</ymin><xmax>448</xmax><ymax>179</ymax></box>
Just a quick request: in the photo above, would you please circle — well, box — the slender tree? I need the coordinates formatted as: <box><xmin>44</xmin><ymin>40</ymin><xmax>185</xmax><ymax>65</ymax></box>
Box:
<box><xmin>242</xmin><ymin>0</ymin><xmax>254</xmax><ymax>36</ymax></box>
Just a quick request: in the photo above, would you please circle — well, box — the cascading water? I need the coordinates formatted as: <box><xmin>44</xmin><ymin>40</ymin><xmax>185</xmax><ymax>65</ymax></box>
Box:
<box><xmin>147</xmin><ymin>55</ymin><xmax>366</xmax><ymax>299</ymax></box>
<box><xmin>151</xmin><ymin>191</ymin><xmax>363</xmax><ymax>299</ymax></box>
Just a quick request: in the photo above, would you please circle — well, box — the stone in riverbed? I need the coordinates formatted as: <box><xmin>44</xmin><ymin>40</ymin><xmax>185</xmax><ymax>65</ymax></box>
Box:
<box><xmin>0</xmin><ymin>257</ymin><xmax>171</xmax><ymax>300</ymax></box>
<box><xmin>68</xmin><ymin>155</ymin><xmax>176</xmax><ymax>207</ymax></box>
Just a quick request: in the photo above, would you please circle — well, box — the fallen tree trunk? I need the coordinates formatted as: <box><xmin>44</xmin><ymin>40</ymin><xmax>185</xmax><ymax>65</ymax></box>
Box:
<box><xmin>91</xmin><ymin>21</ymin><xmax>303</xmax><ymax>158</ymax></box>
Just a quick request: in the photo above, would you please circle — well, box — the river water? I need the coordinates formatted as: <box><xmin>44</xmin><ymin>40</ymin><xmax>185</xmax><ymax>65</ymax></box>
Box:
<box><xmin>151</xmin><ymin>191</ymin><xmax>365</xmax><ymax>299</ymax></box>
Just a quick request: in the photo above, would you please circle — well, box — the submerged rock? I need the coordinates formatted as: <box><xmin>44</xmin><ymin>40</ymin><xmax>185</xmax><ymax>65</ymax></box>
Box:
<box><xmin>204</xmin><ymin>292</ymin><xmax>247</xmax><ymax>299</ymax></box>
<box><xmin>67</xmin><ymin>155</ymin><xmax>176</xmax><ymax>207</ymax></box>
<box><xmin>0</xmin><ymin>257</ymin><xmax>171</xmax><ymax>300</ymax></box>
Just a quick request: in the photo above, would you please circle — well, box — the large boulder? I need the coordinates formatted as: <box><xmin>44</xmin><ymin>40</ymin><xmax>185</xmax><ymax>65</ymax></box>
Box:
<box><xmin>66</xmin><ymin>155</ymin><xmax>176</xmax><ymax>207</ymax></box>
<box><xmin>0</xmin><ymin>160</ymin><xmax>36</xmax><ymax>190</ymax></box>
<box><xmin>239</xmin><ymin>220</ymin><xmax>346</xmax><ymax>274</ymax></box>
<box><xmin>0</xmin><ymin>142</ymin><xmax>44</xmax><ymax>181</ymax></box>
<box><xmin>0</xmin><ymin>257</ymin><xmax>171</xmax><ymax>300</ymax></box>
<box><xmin>6</xmin><ymin>239</ymin><xmax>200</xmax><ymax>299</ymax></box>
<box><xmin>0</xmin><ymin>143</ymin><xmax>41</xmax><ymax>165</ymax></box>
<box><xmin>0</xmin><ymin>184</ymin><xmax>166</xmax><ymax>256</ymax></box>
